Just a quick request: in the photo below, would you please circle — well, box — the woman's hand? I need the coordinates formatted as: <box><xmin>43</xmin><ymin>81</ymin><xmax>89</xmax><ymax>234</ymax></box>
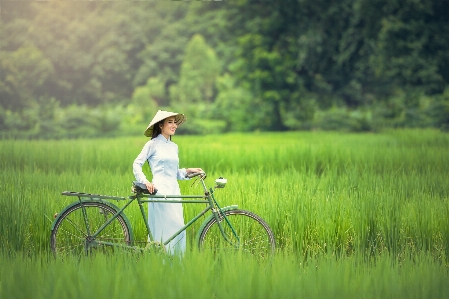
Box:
<box><xmin>145</xmin><ymin>181</ymin><xmax>156</xmax><ymax>194</ymax></box>
<box><xmin>187</xmin><ymin>168</ymin><xmax>204</xmax><ymax>174</ymax></box>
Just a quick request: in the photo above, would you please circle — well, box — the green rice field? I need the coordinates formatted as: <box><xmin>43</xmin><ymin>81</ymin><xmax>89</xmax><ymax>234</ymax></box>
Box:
<box><xmin>1</xmin><ymin>129</ymin><xmax>448</xmax><ymax>298</ymax></box>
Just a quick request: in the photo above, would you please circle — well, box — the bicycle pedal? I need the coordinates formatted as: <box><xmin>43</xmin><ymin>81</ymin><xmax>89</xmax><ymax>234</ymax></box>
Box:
<box><xmin>144</xmin><ymin>242</ymin><xmax>166</xmax><ymax>253</ymax></box>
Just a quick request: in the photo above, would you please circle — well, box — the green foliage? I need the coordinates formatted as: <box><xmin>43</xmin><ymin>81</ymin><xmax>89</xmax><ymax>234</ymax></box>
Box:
<box><xmin>280</xmin><ymin>91</ymin><xmax>318</xmax><ymax>130</ymax></box>
<box><xmin>230</xmin><ymin>31</ymin><xmax>291</xmax><ymax>131</ymax></box>
<box><xmin>1</xmin><ymin>0</ymin><xmax>449</xmax><ymax>138</ymax></box>
<box><xmin>57</xmin><ymin>105</ymin><xmax>123</xmax><ymax>138</ymax></box>
<box><xmin>134</xmin><ymin>4</ymin><xmax>191</xmax><ymax>97</ymax></box>
<box><xmin>131</xmin><ymin>77</ymin><xmax>161</xmax><ymax>121</ymax></box>
<box><xmin>370</xmin><ymin>0</ymin><xmax>448</xmax><ymax>94</ymax></box>
<box><xmin>178</xmin><ymin>34</ymin><xmax>220</xmax><ymax>105</ymax></box>
<box><xmin>179</xmin><ymin>117</ymin><xmax>226</xmax><ymax>135</ymax></box>
<box><xmin>313</xmin><ymin>107</ymin><xmax>373</xmax><ymax>132</ymax></box>
<box><xmin>427</xmin><ymin>88</ymin><xmax>449</xmax><ymax>131</ymax></box>
<box><xmin>0</xmin><ymin>106</ymin><xmax>6</xmax><ymax>130</ymax></box>
<box><xmin>0</xmin><ymin>45</ymin><xmax>54</xmax><ymax>111</ymax></box>
<box><xmin>162</xmin><ymin>34</ymin><xmax>224</xmax><ymax>134</ymax></box>
<box><xmin>214</xmin><ymin>73</ymin><xmax>255</xmax><ymax>132</ymax></box>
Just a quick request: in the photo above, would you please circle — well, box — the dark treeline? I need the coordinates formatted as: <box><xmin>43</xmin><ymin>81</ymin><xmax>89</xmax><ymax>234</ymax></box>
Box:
<box><xmin>1</xmin><ymin>0</ymin><xmax>448</xmax><ymax>138</ymax></box>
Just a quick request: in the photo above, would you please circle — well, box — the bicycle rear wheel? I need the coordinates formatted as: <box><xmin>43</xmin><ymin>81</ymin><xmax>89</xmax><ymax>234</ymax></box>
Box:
<box><xmin>51</xmin><ymin>202</ymin><xmax>131</xmax><ymax>258</ymax></box>
<box><xmin>198</xmin><ymin>209</ymin><xmax>275</xmax><ymax>259</ymax></box>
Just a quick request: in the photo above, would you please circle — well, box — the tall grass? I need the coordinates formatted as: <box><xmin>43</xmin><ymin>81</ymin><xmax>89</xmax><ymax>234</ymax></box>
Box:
<box><xmin>1</xmin><ymin>130</ymin><xmax>448</xmax><ymax>257</ymax></box>
<box><xmin>0</xmin><ymin>129</ymin><xmax>448</xmax><ymax>297</ymax></box>
<box><xmin>1</xmin><ymin>252</ymin><xmax>447</xmax><ymax>299</ymax></box>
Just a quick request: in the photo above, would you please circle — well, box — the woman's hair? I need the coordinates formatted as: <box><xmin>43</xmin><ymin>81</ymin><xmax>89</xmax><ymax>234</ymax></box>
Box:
<box><xmin>151</xmin><ymin>120</ymin><xmax>162</xmax><ymax>139</ymax></box>
<box><xmin>151</xmin><ymin>119</ymin><xmax>172</xmax><ymax>140</ymax></box>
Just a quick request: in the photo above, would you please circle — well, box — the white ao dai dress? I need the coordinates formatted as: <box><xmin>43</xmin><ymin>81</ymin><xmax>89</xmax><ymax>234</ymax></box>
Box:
<box><xmin>133</xmin><ymin>134</ymin><xmax>188</xmax><ymax>255</ymax></box>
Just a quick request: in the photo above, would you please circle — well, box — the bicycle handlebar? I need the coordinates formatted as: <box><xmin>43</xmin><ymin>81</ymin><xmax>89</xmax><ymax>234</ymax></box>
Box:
<box><xmin>185</xmin><ymin>172</ymin><xmax>206</xmax><ymax>179</ymax></box>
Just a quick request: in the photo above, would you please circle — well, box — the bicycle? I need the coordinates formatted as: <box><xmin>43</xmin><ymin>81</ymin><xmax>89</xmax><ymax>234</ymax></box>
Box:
<box><xmin>50</xmin><ymin>172</ymin><xmax>276</xmax><ymax>258</ymax></box>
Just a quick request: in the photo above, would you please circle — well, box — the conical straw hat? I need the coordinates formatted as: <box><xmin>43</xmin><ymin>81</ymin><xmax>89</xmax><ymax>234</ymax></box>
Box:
<box><xmin>144</xmin><ymin>110</ymin><xmax>186</xmax><ymax>137</ymax></box>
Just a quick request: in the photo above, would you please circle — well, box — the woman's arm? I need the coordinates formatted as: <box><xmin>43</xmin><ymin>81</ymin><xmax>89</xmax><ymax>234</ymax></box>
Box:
<box><xmin>177</xmin><ymin>167</ymin><xmax>204</xmax><ymax>180</ymax></box>
<box><xmin>133</xmin><ymin>141</ymin><xmax>158</xmax><ymax>193</ymax></box>
<box><xmin>133</xmin><ymin>140</ymin><xmax>154</xmax><ymax>184</ymax></box>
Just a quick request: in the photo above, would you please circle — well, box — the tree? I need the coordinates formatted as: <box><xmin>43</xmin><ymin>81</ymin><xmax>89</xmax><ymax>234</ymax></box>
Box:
<box><xmin>130</xmin><ymin>77</ymin><xmax>161</xmax><ymax>122</ymax></box>
<box><xmin>369</xmin><ymin>0</ymin><xmax>449</xmax><ymax>96</ymax></box>
<box><xmin>178</xmin><ymin>34</ymin><xmax>220</xmax><ymax>105</ymax></box>
<box><xmin>214</xmin><ymin>73</ymin><xmax>255</xmax><ymax>132</ymax></box>
<box><xmin>0</xmin><ymin>45</ymin><xmax>54</xmax><ymax>111</ymax></box>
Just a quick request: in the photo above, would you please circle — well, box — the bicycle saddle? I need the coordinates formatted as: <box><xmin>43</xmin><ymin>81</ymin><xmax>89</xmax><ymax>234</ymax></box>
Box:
<box><xmin>132</xmin><ymin>181</ymin><xmax>157</xmax><ymax>195</ymax></box>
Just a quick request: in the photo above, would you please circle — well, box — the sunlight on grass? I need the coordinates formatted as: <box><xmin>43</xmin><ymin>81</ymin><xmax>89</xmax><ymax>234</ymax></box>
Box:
<box><xmin>1</xmin><ymin>129</ymin><xmax>448</xmax><ymax>298</ymax></box>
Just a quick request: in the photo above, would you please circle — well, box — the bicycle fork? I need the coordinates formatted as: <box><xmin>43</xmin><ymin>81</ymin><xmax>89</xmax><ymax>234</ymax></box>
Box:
<box><xmin>208</xmin><ymin>188</ymin><xmax>240</xmax><ymax>247</ymax></box>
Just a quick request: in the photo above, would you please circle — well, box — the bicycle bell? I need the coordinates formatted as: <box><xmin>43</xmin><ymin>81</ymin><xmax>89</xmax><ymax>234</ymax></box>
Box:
<box><xmin>215</xmin><ymin>177</ymin><xmax>227</xmax><ymax>188</ymax></box>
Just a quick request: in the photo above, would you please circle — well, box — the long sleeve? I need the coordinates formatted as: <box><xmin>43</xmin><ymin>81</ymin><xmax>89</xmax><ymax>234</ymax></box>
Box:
<box><xmin>175</xmin><ymin>143</ymin><xmax>189</xmax><ymax>180</ymax></box>
<box><xmin>133</xmin><ymin>140</ymin><xmax>154</xmax><ymax>184</ymax></box>
<box><xmin>177</xmin><ymin>168</ymin><xmax>188</xmax><ymax>180</ymax></box>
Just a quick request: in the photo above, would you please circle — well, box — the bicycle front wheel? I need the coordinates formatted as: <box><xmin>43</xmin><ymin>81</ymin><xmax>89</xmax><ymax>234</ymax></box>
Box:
<box><xmin>50</xmin><ymin>202</ymin><xmax>131</xmax><ymax>258</ymax></box>
<box><xmin>198</xmin><ymin>209</ymin><xmax>275</xmax><ymax>258</ymax></box>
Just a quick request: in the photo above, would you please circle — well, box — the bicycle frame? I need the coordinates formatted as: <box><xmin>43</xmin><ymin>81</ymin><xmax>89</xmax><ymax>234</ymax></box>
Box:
<box><xmin>54</xmin><ymin>175</ymin><xmax>240</xmax><ymax>251</ymax></box>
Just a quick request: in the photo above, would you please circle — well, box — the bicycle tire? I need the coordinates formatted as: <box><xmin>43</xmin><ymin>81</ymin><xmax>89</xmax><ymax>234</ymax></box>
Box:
<box><xmin>198</xmin><ymin>209</ymin><xmax>275</xmax><ymax>258</ymax></box>
<box><xmin>51</xmin><ymin>201</ymin><xmax>131</xmax><ymax>258</ymax></box>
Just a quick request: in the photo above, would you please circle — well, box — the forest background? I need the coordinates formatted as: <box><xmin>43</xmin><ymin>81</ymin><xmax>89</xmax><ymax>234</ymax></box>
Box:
<box><xmin>1</xmin><ymin>0</ymin><xmax>449</xmax><ymax>139</ymax></box>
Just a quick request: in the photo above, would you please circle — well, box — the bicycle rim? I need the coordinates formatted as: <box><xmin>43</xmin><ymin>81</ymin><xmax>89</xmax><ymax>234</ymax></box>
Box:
<box><xmin>198</xmin><ymin>209</ymin><xmax>275</xmax><ymax>259</ymax></box>
<box><xmin>51</xmin><ymin>202</ymin><xmax>131</xmax><ymax>258</ymax></box>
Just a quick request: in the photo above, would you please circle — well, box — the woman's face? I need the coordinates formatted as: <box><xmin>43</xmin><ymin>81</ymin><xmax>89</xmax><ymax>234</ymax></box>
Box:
<box><xmin>160</xmin><ymin>116</ymin><xmax>178</xmax><ymax>138</ymax></box>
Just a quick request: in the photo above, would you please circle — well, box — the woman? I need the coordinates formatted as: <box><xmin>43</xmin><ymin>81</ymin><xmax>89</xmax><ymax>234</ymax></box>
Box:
<box><xmin>133</xmin><ymin>110</ymin><xmax>203</xmax><ymax>255</ymax></box>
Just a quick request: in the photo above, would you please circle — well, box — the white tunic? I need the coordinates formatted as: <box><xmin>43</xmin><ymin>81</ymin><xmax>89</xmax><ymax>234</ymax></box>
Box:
<box><xmin>133</xmin><ymin>134</ymin><xmax>188</xmax><ymax>254</ymax></box>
